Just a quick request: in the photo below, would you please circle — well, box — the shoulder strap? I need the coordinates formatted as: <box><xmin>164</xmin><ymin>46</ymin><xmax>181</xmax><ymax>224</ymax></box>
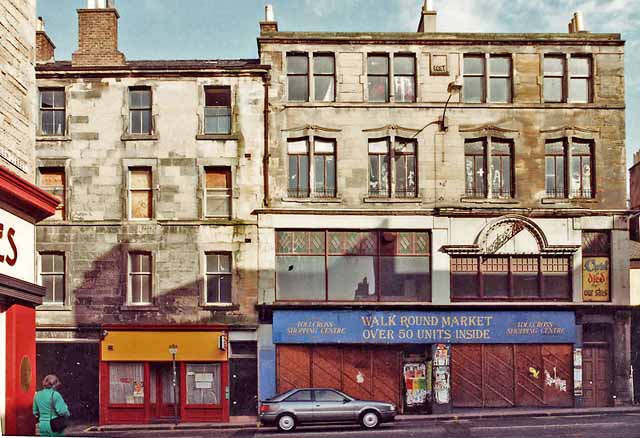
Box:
<box><xmin>50</xmin><ymin>390</ymin><xmax>59</xmax><ymax>416</ymax></box>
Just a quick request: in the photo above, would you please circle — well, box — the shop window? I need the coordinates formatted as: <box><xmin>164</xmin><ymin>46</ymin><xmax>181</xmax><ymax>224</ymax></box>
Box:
<box><xmin>451</xmin><ymin>255</ymin><xmax>572</xmax><ymax>301</ymax></box>
<box><xmin>394</xmin><ymin>55</ymin><xmax>416</xmax><ymax>103</ymax></box>
<box><xmin>205</xmin><ymin>252</ymin><xmax>232</xmax><ymax>304</ymax></box>
<box><xmin>369</xmin><ymin>137</ymin><xmax>417</xmax><ymax>198</ymax></box>
<box><xmin>39</xmin><ymin>88</ymin><xmax>65</xmax><ymax>136</ymax></box>
<box><xmin>39</xmin><ymin>168</ymin><xmax>65</xmax><ymax>220</ymax></box>
<box><xmin>204</xmin><ymin>86</ymin><xmax>231</xmax><ymax>134</ymax></box>
<box><xmin>205</xmin><ymin>167</ymin><xmax>231</xmax><ymax>217</ymax></box>
<box><xmin>129</xmin><ymin>87</ymin><xmax>152</xmax><ymax>134</ymax></box>
<box><xmin>463</xmin><ymin>55</ymin><xmax>512</xmax><ymax>103</ymax></box>
<box><xmin>287</xmin><ymin>54</ymin><xmax>309</xmax><ymax>102</ymax></box>
<box><xmin>367</xmin><ymin>55</ymin><xmax>389</xmax><ymax>102</ymax></box>
<box><xmin>545</xmin><ymin>138</ymin><xmax>594</xmax><ymax>198</ymax></box>
<box><xmin>314</xmin><ymin>54</ymin><xmax>335</xmax><ymax>102</ymax></box>
<box><xmin>465</xmin><ymin>137</ymin><xmax>513</xmax><ymax>198</ymax></box>
<box><xmin>128</xmin><ymin>252</ymin><xmax>152</xmax><ymax>304</ymax></box>
<box><xmin>39</xmin><ymin>252</ymin><xmax>65</xmax><ymax>304</ymax></box>
<box><xmin>186</xmin><ymin>363</ymin><xmax>220</xmax><ymax>405</ymax></box>
<box><xmin>109</xmin><ymin>363</ymin><xmax>144</xmax><ymax>404</ymax></box>
<box><xmin>276</xmin><ymin>230</ymin><xmax>431</xmax><ymax>302</ymax></box>
<box><xmin>128</xmin><ymin>167</ymin><xmax>153</xmax><ymax>220</ymax></box>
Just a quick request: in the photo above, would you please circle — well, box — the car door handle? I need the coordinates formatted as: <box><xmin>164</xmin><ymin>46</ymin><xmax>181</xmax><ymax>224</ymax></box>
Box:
<box><xmin>315</xmin><ymin>404</ymin><xmax>321</xmax><ymax>407</ymax></box>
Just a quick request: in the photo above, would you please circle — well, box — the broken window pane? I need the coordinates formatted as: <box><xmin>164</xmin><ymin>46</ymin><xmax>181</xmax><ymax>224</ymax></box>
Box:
<box><xmin>276</xmin><ymin>256</ymin><xmax>325</xmax><ymax>300</ymax></box>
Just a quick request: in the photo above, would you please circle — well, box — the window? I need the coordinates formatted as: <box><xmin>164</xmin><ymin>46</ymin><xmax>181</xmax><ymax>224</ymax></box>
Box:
<box><xmin>39</xmin><ymin>252</ymin><xmax>64</xmax><ymax>304</ymax></box>
<box><xmin>286</xmin><ymin>390</ymin><xmax>313</xmax><ymax>401</ymax></box>
<box><xmin>544</xmin><ymin>55</ymin><xmax>592</xmax><ymax>103</ymax></box>
<box><xmin>451</xmin><ymin>255</ymin><xmax>572</xmax><ymax>301</ymax></box>
<box><xmin>464</xmin><ymin>137</ymin><xmax>513</xmax><ymax>198</ymax></box>
<box><xmin>287</xmin><ymin>54</ymin><xmax>309</xmax><ymax>102</ymax></box>
<box><xmin>368</xmin><ymin>137</ymin><xmax>417</xmax><ymax>198</ymax></box>
<box><xmin>129</xmin><ymin>87</ymin><xmax>152</xmax><ymax>134</ymax></box>
<box><xmin>39</xmin><ymin>168</ymin><xmax>65</xmax><ymax>220</ymax></box>
<box><xmin>205</xmin><ymin>167</ymin><xmax>231</xmax><ymax>217</ymax></box>
<box><xmin>128</xmin><ymin>167</ymin><xmax>152</xmax><ymax>220</ymax></box>
<box><xmin>204</xmin><ymin>87</ymin><xmax>231</xmax><ymax>134</ymax></box>
<box><xmin>205</xmin><ymin>252</ymin><xmax>232</xmax><ymax>304</ymax></box>
<box><xmin>109</xmin><ymin>363</ymin><xmax>144</xmax><ymax>404</ymax></box>
<box><xmin>288</xmin><ymin>137</ymin><xmax>336</xmax><ymax>198</ymax></box>
<box><xmin>186</xmin><ymin>363</ymin><xmax>220</xmax><ymax>405</ymax></box>
<box><xmin>314</xmin><ymin>390</ymin><xmax>344</xmax><ymax>402</ymax></box>
<box><xmin>394</xmin><ymin>55</ymin><xmax>416</xmax><ymax>103</ymax></box>
<box><xmin>39</xmin><ymin>88</ymin><xmax>65</xmax><ymax>135</ymax></box>
<box><xmin>544</xmin><ymin>138</ymin><xmax>593</xmax><ymax>198</ymax></box>
<box><xmin>276</xmin><ymin>230</ymin><xmax>431</xmax><ymax>302</ymax></box>
<box><xmin>314</xmin><ymin>54</ymin><xmax>335</xmax><ymax>102</ymax></box>
<box><xmin>128</xmin><ymin>252</ymin><xmax>151</xmax><ymax>304</ymax></box>
<box><xmin>368</xmin><ymin>55</ymin><xmax>389</xmax><ymax>102</ymax></box>
<box><xmin>463</xmin><ymin>55</ymin><xmax>511</xmax><ymax>103</ymax></box>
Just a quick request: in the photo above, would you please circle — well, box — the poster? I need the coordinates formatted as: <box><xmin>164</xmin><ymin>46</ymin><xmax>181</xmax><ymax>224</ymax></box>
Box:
<box><xmin>403</xmin><ymin>363</ymin><xmax>427</xmax><ymax>407</ymax></box>
<box><xmin>573</xmin><ymin>348</ymin><xmax>583</xmax><ymax>396</ymax></box>
<box><xmin>434</xmin><ymin>344</ymin><xmax>449</xmax><ymax>366</ymax></box>
<box><xmin>133</xmin><ymin>381</ymin><xmax>144</xmax><ymax>397</ymax></box>
<box><xmin>582</xmin><ymin>257</ymin><xmax>610</xmax><ymax>302</ymax></box>
<box><xmin>434</xmin><ymin>367</ymin><xmax>450</xmax><ymax>404</ymax></box>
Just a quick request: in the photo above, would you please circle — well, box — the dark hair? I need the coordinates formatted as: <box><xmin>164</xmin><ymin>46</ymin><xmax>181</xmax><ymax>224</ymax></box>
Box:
<box><xmin>42</xmin><ymin>374</ymin><xmax>61</xmax><ymax>390</ymax></box>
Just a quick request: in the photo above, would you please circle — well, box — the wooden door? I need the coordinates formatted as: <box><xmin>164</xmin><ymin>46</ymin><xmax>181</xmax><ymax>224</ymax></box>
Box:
<box><xmin>515</xmin><ymin>345</ymin><xmax>545</xmax><ymax>406</ymax></box>
<box><xmin>483</xmin><ymin>345</ymin><xmax>515</xmax><ymax>407</ymax></box>
<box><xmin>582</xmin><ymin>345</ymin><xmax>611</xmax><ymax>407</ymax></box>
<box><xmin>451</xmin><ymin>344</ymin><xmax>483</xmax><ymax>407</ymax></box>
<box><xmin>150</xmin><ymin>363</ymin><xmax>179</xmax><ymax>419</ymax></box>
<box><xmin>542</xmin><ymin>345</ymin><xmax>573</xmax><ymax>406</ymax></box>
<box><xmin>277</xmin><ymin>345</ymin><xmax>311</xmax><ymax>392</ymax></box>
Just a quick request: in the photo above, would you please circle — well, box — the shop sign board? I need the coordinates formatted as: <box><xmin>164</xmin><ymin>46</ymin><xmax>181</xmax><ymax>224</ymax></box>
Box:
<box><xmin>273</xmin><ymin>310</ymin><xmax>576</xmax><ymax>344</ymax></box>
<box><xmin>0</xmin><ymin>208</ymin><xmax>34</xmax><ymax>283</ymax></box>
<box><xmin>582</xmin><ymin>257</ymin><xmax>610</xmax><ymax>302</ymax></box>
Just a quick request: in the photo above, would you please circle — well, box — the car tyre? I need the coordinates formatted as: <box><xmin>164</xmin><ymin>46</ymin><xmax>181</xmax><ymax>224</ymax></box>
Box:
<box><xmin>360</xmin><ymin>410</ymin><xmax>380</xmax><ymax>429</ymax></box>
<box><xmin>277</xmin><ymin>413</ymin><xmax>296</xmax><ymax>432</ymax></box>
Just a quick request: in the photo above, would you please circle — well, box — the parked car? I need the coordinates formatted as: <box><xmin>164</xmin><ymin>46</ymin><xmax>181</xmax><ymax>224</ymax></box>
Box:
<box><xmin>259</xmin><ymin>388</ymin><xmax>396</xmax><ymax>432</ymax></box>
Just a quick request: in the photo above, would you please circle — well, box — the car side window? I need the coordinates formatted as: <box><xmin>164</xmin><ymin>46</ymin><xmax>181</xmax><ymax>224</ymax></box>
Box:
<box><xmin>285</xmin><ymin>390</ymin><xmax>313</xmax><ymax>401</ymax></box>
<box><xmin>314</xmin><ymin>390</ymin><xmax>344</xmax><ymax>402</ymax></box>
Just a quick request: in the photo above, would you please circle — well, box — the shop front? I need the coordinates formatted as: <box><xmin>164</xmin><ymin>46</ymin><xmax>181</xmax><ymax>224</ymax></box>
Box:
<box><xmin>99</xmin><ymin>327</ymin><xmax>229</xmax><ymax>424</ymax></box>
<box><xmin>263</xmin><ymin>309</ymin><xmax>578</xmax><ymax>413</ymax></box>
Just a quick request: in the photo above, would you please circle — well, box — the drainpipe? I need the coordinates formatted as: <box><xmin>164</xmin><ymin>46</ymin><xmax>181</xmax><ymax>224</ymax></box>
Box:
<box><xmin>263</xmin><ymin>74</ymin><xmax>270</xmax><ymax>207</ymax></box>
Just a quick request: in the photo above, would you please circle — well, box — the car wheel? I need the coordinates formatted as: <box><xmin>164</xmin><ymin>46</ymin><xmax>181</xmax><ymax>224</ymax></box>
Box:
<box><xmin>277</xmin><ymin>414</ymin><xmax>296</xmax><ymax>432</ymax></box>
<box><xmin>360</xmin><ymin>411</ymin><xmax>380</xmax><ymax>429</ymax></box>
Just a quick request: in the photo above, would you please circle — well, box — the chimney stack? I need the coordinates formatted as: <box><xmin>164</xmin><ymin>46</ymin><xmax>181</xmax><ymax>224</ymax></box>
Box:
<box><xmin>417</xmin><ymin>0</ymin><xmax>437</xmax><ymax>33</ymax></box>
<box><xmin>568</xmin><ymin>11</ymin><xmax>586</xmax><ymax>33</ymax></box>
<box><xmin>72</xmin><ymin>0</ymin><xmax>125</xmax><ymax>67</ymax></box>
<box><xmin>36</xmin><ymin>17</ymin><xmax>55</xmax><ymax>63</ymax></box>
<box><xmin>260</xmin><ymin>4</ymin><xmax>279</xmax><ymax>34</ymax></box>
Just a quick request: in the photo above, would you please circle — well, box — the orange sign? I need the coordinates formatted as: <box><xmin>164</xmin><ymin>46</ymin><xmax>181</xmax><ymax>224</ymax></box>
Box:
<box><xmin>582</xmin><ymin>257</ymin><xmax>610</xmax><ymax>302</ymax></box>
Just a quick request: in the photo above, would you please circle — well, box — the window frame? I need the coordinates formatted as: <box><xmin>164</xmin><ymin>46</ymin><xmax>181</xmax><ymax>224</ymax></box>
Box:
<box><xmin>368</xmin><ymin>137</ymin><xmax>418</xmax><ymax>198</ymax></box>
<box><xmin>464</xmin><ymin>137</ymin><xmax>514</xmax><ymax>199</ymax></box>
<box><xmin>287</xmin><ymin>136</ymin><xmax>338</xmax><ymax>199</ymax></box>
<box><xmin>313</xmin><ymin>138</ymin><xmax>337</xmax><ymax>198</ymax></box>
<box><xmin>128</xmin><ymin>167</ymin><xmax>153</xmax><ymax>220</ymax></box>
<box><xmin>393</xmin><ymin>53</ymin><xmax>416</xmax><ymax>103</ymax></box>
<box><xmin>203</xmin><ymin>86</ymin><xmax>232</xmax><ymax>135</ymax></box>
<box><xmin>38</xmin><ymin>167</ymin><xmax>66</xmax><ymax>220</ymax></box>
<box><xmin>204</xmin><ymin>252</ymin><xmax>233</xmax><ymax>305</ymax></box>
<box><xmin>568</xmin><ymin>55</ymin><xmax>592</xmax><ymax>103</ymax></box>
<box><xmin>367</xmin><ymin>54</ymin><xmax>390</xmax><ymax>103</ymax></box>
<box><xmin>543</xmin><ymin>137</ymin><xmax>595</xmax><ymax>199</ymax></box>
<box><xmin>287</xmin><ymin>137</ymin><xmax>310</xmax><ymax>198</ymax></box>
<box><xmin>313</xmin><ymin>53</ymin><xmax>336</xmax><ymax>102</ymax></box>
<box><xmin>545</xmin><ymin>139</ymin><xmax>567</xmax><ymax>198</ymax></box>
<box><xmin>368</xmin><ymin>138</ymin><xmax>391</xmax><ymax>197</ymax></box>
<box><xmin>39</xmin><ymin>251</ymin><xmax>65</xmax><ymax>305</ymax></box>
<box><xmin>128</xmin><ymin>87</ymin><xmax>153</xmax><ymax>135</ymax></box>
<box><xmin>38</xmin><ymin>88</ymin><xmax>66</xmax><ymax>136</ymax></box>
<box><xmin>204</xmin><ymin>167</ymin><xmax>232</xmax><ymax>218</ymax></box>
<box><xmin>543</xmin><ymin>54</ymin><xmax>593</xmax><ymax>104</ymax></box>
<box><xmin>462</xmin><ymin>54</ymin><xmax>486</xmax><ymax>103</ymax></box>
<box><xmin>464</xmin><ymin>138</ymin><xmax>487</xmax><ymax>198</ymax></box>
<box><xmin>287</xmin><ymin>53</ymin><xmax>310</xmax><ymax>102</ymax></box>
<box><xmin>128</xmin><ymin>251</ymin><xmax>152</xmax><ymax>305</ymax></box>
<box><xmin>451</xmin><ymin>254</ymin><xmax>572</xmax><ymax>301</ymax></box>
<box><xmin>488</xmin><ymin>55</ymin><xmax>512</xmax><ymax>103</ymax></box>
<box><xmin>543</xmin><ymin>54</ymin><xmax>566</xmax><ymax>103</ymax></box>
<box><xmin>463</xmin><ymin>54</ymin><xmax>513</xmax><ymax>104</ymax></box>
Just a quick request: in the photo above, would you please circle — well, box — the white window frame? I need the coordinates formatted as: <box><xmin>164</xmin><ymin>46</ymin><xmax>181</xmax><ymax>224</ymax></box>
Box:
<box><xmin>205</xmin><ymin>252</ymin><xmax>232</xmax><ymax>304</ymax></box>
<box><xmin>128</xmin><ymin>251</ymin><xmax>152</xmax><ymax>305</ymax></box>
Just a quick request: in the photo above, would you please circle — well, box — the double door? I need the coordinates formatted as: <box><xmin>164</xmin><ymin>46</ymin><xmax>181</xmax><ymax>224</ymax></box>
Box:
<box><xmin>150</xmin><ymin>363</ymin><xmax>180</xmax><ymax>420</ymax></box>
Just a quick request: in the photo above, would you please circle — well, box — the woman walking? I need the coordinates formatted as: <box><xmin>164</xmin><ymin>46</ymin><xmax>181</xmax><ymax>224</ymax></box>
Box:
<box><xmin>33</xmin><ymin>374</ymin><xmax>71</xmax><ymax>437</ymax></box>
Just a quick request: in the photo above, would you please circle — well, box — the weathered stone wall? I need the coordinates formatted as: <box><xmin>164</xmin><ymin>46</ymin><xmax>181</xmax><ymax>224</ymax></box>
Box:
<box><xmin>0</xmin><ymin>0</ymin><xmax>36</xmax><ymax>181</ymax></box>
<box><xmin>35</xmin><ymin>73</ymin><xmax>265</xmax><ymax>327</ymax></box>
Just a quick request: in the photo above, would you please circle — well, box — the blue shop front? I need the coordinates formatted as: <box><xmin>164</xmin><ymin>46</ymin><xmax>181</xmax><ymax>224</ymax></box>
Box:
<box><xmin>259</xmin><ymin>309</ymin><xmax>581</xmax><ymax>413</ymax></box>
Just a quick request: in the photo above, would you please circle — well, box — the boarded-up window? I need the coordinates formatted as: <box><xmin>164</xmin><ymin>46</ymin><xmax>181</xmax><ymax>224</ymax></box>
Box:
<box><xmin>129</xmin><ymin>252</ymin><xmax>151</xmax><ymax>304</ymax></box>
<box><xmin>39</xmin><ymin>168</ymin><xmax>65</xmax><ymax>220</ymax></box>
<box><xmin>129</xmin><ymin>168</ymin><xmax>152</xmax><ymax>219</ymax></box>
<box><xmin>40</xmin><ymin>252</ymin><xmax>64</xmax><ymax>304</ymax></box>
<box><xmin>205</xmin><ymin>252</ymin><xmax>232</xmax><ymax>303</ymax></box>
<box><xmin>186</xmin><ymin>363</ymin><xmax>221</xmax><ymax>405</ymax></box>
<box><xmin>205</xmin><ymin>168</ymin><xmax>231</xmax><ymax>217</ymax></box>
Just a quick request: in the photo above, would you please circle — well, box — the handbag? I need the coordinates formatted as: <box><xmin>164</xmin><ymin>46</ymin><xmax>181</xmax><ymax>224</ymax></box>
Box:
<box><xmin>49</xmin><ymin>391</ymin><xmax>68</xmax><ymax>433</ymax></box>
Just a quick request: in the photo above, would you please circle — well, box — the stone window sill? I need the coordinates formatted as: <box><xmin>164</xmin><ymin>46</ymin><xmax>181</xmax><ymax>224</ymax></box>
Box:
<box><xmin>36</xmin><ymin>135</ymin><xmax>71</xmax><ymax>142</ymax></box>
<box><xmin>119</xmin><ymin>304</ymin><xmax>159</xmax><ymax>311</ymax></box>
<box><xmin>541</xmin><ymin>197</ymin><xmax>597</xmax><ymax>204</ymax></box>
<box><xmin>200</xmin><ymin>303</ymin><xmax>239</xmax><ymax>311</ymax></box>
<box><xmin>196</xmin><ymin>133</ymin><xmax>239</xmax><ymax>141</ymax></box>
<box><xmin>121</xmin><ymin>133</ymin><xmax>158</xmax><ymax>141</ymax></box>
<box><xmin>37</xmin><ymin>304</ymin><xmax>72</xmax><ymax>311</ymax></box>
<box><xmin>460</xmin><ymin>196</ymin><xmax>518</xmax><ymax>205</ymax></box>
<box><xmin>282</xmin><ymin>197</ymin><xmax>342</xmax><ymax>203</ymax></box>
<box><xmin>363</xmin><ymin>197</ymin><xmax>421</xmax><ymax>204</ymax></box>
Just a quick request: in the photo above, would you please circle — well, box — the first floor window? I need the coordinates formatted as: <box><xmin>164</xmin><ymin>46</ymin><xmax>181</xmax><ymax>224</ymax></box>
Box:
<box><xmin>129</xmin><ymin>252</ymin><xmax>151</xmax><ymax>304</ymax></box>
<box><xmin>451</xmin><ymin>255</ymin><xmax>571</xmax><ymax>301</ymax></box>
<box><xmin>288</xmin><ymin>138</ymin><xmax>310</xmax><ymax>197</ymax></box>
<box><xmin>545</xmin><ymin>138</ymin><xmax>593</xmax><ymax>198</ymax></box>
<box><xmin>109</xmin><ymin>363</ymin><xmax>144</xmax><ymax>404</ymax></box>
<box><xmin>129</xmin><ymin>87</ymin><xmax>152</xmax><ymax>134</ymax></box>
<box><xmin>287</xmin><ymin>54</ymin><xmax>309</xmax><ymax>102</ymax></box>
<box><xmin>39</xmin><ymin>168</ymin><xmax>65</xmax><ymax>220</ymax></box>
<box><xmin>464</xmin><ymin>138</ymin><xmax>486</xmax><ymax>197</ymax></box>
<box><xmin>186</xmin><ymin>363</ymin><xmax>221</xmax><ymax>405</ymax></box>
<box><xmin>369</xmin><ymin>137</ymin><xmax>417</xmax><ymax>198</ymax></box>
<box><xmin>367</xmin><ymin>55</ymin><xmax>389</xmax><ymax>102</ymax></box>
<box><xmin>39</xmin><ymin>88</ymin><xmax>65</xmax><ymax>135</ymax></box>
<box><xmin>129</xmin><ymin>167</ymin><xmax>153</xmax><ymax>219</ymax></box>
<box><xmin>571</xmin><ymin>139</ymin><xmax>593</xmax><ymax>198</ymax></box>
<box><xmin>40</xmin><ymin>252</ymin><xmax>65</xmax><ymax>304</ymax></box>
<box><xmin>205</xmin><ymin>253</ymin><xmax>232</xmax><ymax>303</ymax></box>
<box><xmin>204</xmin><ymin>86</ymin><xmax>231</xmax><ymax>134</ymax></box>
<box><xmin>313</xmin><ymin>138</ymin><xmax>336</xmax><ymax>197</ymax></box>
<box><xmin>465</xmin><ymin>137</ymin><xmax>513</xmax><ymax>198</ymax></box>
<box><xmin>288</xmin><ymin>137</ymin><xmax>337</xmax><ymax>198</ymax></box>
<box><xmin>205</xmin><ymin>167</ymin><xmax>231</xmax><ymax>217</ymax></box>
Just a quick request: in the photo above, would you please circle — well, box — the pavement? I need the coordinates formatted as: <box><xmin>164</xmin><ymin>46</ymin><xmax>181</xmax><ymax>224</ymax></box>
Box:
<box><xmin>67</xmin><ymin>405</ymin><xmax>640</xmax><ymax>435</ymax></box>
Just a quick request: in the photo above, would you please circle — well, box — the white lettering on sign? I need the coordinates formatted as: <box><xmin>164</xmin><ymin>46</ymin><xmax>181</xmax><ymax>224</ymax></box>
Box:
<box><xmin>0</xmin><ymin>209</ymin><xmax>35</xmax><ymax>283</ymax></box>
<box><xmin>0</xmin><ymin>145</ymin><xmax>28</xmax><ymax>174</ymax></box>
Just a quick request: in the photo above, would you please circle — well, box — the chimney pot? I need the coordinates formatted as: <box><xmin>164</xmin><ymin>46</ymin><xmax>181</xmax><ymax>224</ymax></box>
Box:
<box><xmin>574</xmin><ymin>11</ymin><xmax>584</xmax><ymax>31</ymax></box>
<box><xmin>417</xmin><ymin>1</ymin><xmax>437</xmax><ymax>32</ymax></box>
<box><xmin>36</xmin><ymin>17</ymin><xmax>55</xmax><ymax>63</ymax></box>
<box><xmin>260</xmin><ymin>4</ymin><xmax>278</xmax><ymax>33</ymax></box>
<box><xmin>87</xmin><ymin>0</ymin><xmax>96</xmax><ymax>8</ymax></box>
<box><xmin>568</xmin><ymin>20</ymin><xmax>574</xmax><ymax>33</ymax></box>
<box><xmin>265</xmin><ymin>4</ymin><xmax>274</xmax><ymax>21</ymax></box>
<box><xmin>96</xmin><ymin>0</ymin><xmax>106</xmax><ymax>8</ymax></box>
<box><xmin>37</xmin><ymin>16</ymin><xmax>44</xmax><ymax>32</ymax></box>
<box><xmin>425</xmin><ymin>0</ymin><xmax>434</xmax><ymax>11</ymax></box>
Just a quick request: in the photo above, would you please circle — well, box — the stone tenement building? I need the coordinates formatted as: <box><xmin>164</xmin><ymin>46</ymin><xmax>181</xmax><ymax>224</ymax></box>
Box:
<box><xmin>34</xmin><ymin>1</ymin><xmax>267</xmax><ymax>423</ymax></box>
<box><xmin>256</xmin><ymin>3</ymin><xmax>630</xmax><ymax>415</ymax></box>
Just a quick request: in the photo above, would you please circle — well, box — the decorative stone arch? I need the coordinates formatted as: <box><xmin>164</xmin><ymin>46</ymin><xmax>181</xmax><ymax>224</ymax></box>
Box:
<box><xmin>441</xmin><ymin>215</ymin><xmax>579</xmax><ymax>255</ymax></box>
